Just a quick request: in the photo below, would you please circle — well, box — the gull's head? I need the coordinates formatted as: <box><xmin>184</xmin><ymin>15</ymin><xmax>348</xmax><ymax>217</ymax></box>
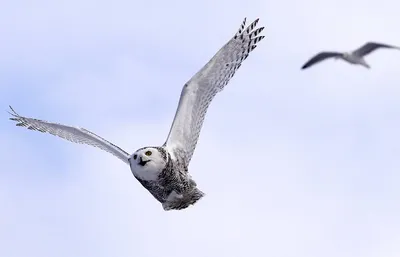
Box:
<box><xmin>128</xmin><ymin>147</ymin><xmax>168</xmax><ymax>181</ymax></box>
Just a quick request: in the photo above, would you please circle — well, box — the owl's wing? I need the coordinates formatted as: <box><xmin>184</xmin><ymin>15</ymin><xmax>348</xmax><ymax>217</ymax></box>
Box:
<box><xmin>164</xmin><ymin>18</ymin><xmax>265</xmax><ymax>165</ymax></box>
<box><xmin>8</xmin><ymin>106</ymin><xmax>130</xmax><ymax>164</ymax></box>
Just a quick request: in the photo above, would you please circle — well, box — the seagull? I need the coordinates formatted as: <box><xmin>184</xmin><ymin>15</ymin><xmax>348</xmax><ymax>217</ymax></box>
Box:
<box><xmin>301</xmin><ymin>42</ymin><xmax>400</xmax><ymax>70</ymax></box>
<box><xmin>8</xmin><ymin>18</ymin><xmax>265</xmax><ymax>211</ymax></box>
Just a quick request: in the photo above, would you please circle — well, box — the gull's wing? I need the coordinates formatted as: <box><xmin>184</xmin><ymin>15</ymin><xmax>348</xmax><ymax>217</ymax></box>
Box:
<box><xmin>301</xmin><ymin>51</ymin><xmax>343</xmax><ymax>69</ymax></box>
<box><xmin>8</xmin><ymin>106</ymin><xmax>130</xmax><ymax>164</ymax></box>
<box><xmin>352</xmin><ymin>42</ymin><xmax>400</xmax><ymax>57</ymax></box>
<box><xmin>164</xmin><ymin>17</ymin><xmax>265</xmax><ymax>166</ymax></box>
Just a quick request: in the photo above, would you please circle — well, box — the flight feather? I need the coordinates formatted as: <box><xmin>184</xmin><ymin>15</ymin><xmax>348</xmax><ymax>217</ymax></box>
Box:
<box><xmin>164</xmin><ymin>18</ymin><xmax>265</xmax><ymax>165</ymax></box>
<box><xmin>8</xmin><ymin>106</ymin><xmax>130</xmax><ymax>164</ymax></box>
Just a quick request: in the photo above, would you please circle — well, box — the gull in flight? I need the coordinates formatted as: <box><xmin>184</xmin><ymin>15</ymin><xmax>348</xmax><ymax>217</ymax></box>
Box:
<box><xmin>301</xmin><ymin>41</ymin><xmax>400</xmax><ymax>70</ymax></box>
<box><xmin>8</xmin><ymin>18</ymin><xmax>265</xmax><ymax>211</ymax></box>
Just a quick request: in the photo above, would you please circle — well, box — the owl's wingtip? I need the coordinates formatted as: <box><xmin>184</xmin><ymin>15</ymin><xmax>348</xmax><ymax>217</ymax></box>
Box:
<box><xmin>7</xmin><ymin>105</ymin><xmax>16</xmax><ymax>115</ymax></box>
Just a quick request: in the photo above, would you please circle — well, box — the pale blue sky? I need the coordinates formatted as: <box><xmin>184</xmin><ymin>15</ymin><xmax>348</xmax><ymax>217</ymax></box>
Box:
<box><xmin>1</xmin><ymin>0</ymin><xmax>400</xmax><ymax>256</ymax></box>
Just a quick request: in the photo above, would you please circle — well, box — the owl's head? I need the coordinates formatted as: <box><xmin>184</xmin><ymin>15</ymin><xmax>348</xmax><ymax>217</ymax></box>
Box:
<box><xmin>128</xmin><ymin>147</ymin><xmax>168</xmax><ymax>181</ymax></box>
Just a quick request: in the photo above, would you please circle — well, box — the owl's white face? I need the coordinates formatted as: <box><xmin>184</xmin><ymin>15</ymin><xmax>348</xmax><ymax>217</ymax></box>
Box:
<box><xmin>128</xmin><ymin>147</ymin><xmax>167</xmax><ymax>181</ymax></box>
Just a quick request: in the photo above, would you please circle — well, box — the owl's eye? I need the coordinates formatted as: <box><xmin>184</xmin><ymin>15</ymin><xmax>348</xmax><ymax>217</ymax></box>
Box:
<box><xmin>133</xmin><ymin>154</ymin><xmax>137</xmax><ymax>160</ymax></box>
<box><xmin>145</xmin><ymin>151</ymin><xmax>152</xmax><ymax>156</ymax></box>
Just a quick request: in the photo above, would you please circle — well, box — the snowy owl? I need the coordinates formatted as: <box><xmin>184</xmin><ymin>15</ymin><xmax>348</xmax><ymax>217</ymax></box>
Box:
<box><xmin>8</xmin><ymin>18</ymin><xmax>265</xmax><ymax>211</ymax></box>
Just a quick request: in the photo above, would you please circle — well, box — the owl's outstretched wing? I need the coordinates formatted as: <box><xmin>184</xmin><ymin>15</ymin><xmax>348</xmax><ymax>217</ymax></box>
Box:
<box><xmin>164</xmin><ymin>18</ymin><xmax>265</xmax><ymax>165</ymax></box>
<box><xmin>8</xmin><ymin>106</ymin><xmax>130</xmax><ymax>164</ymax></box>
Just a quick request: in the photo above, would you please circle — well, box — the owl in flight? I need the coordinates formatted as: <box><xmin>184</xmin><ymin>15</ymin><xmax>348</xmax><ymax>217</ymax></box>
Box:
<box><xmin>9</xmin><ymin>18</ymin><xmax>265</xmax><ymax>211</ymax></box>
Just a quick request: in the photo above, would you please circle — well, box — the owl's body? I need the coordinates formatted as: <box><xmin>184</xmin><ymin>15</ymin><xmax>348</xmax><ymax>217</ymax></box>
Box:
<box><xmin>129</xmin><ymin>146</ymin><xmax>204</xmax><ymax>210</ymax></box>
<box><xmin>8</xmin><ymin>18</ymin><xmax>265</xmax><ymax>211</ymax></box>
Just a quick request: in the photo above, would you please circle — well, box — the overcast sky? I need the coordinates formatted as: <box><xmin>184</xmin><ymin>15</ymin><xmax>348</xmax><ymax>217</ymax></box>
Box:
<box><xmin>1</xmin><ymin>0</ymin><xmax>400</xmax><ymax>256</ymax></box>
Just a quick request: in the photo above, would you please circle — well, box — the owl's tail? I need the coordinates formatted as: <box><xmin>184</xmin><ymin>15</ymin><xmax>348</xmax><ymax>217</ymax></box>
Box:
<box><xmin>162</xmin><ymin>188</ymin><xmax>205</xmax><ymax>211</ymax></box>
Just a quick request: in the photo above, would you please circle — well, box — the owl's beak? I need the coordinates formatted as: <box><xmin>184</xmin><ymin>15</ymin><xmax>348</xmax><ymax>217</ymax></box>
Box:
<box><xmin>138</xmin><ymin>156</ymin><xmax>150</xmax><ymax>166</ymax></box>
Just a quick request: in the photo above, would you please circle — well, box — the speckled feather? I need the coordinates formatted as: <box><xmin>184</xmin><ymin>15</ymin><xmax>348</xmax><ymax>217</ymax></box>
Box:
<box><xmin>8</xmin><ymin>18</ymin><xmax>265</xmax><ymax>211</ymax></box>
<box><xmin>133</xmin><ymin>146</ymin><xmax>204</xmax><ymax>210</ymax></box>
<box><xmin>7</xmin><ymin>106</ymin><xmax>130</xmax><ymax>164</ymax></box>
<box><xmin>164</xmin><ymin>17</ymin><xmax>265</xmax><ymax>166</ymax></box>
<box><xmin>8</xmin><ymin>107</ymin><xmax>203</xmax><ymax>210</ymax></box>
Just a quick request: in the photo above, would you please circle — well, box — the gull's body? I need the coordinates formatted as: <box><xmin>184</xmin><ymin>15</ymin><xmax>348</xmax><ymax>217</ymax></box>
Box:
<box><xmin>9</xmin><ymin>18</ymin><xmax>265</xmax><ymax>211</ymax></box>
<box><xmin>301</xmin><ymin>42</ymin><xmax>400</xmax><ymax>70</ymax></box>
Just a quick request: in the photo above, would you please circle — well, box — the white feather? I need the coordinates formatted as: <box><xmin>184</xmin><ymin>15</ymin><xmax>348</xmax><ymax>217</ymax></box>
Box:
<box><xmin>8</xmin><ymin>18</ymin><xmax>266</xmax><ymax>211</ymax></box>
<box><xmin>164</xmin><ymin>17</ymin><xmax>265</xmax><ymax>165</ymax></box>
<box><xmin>8</xmin><ymin>106</ymin><xmax>130</xmax><ymax>164</ymax></box>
